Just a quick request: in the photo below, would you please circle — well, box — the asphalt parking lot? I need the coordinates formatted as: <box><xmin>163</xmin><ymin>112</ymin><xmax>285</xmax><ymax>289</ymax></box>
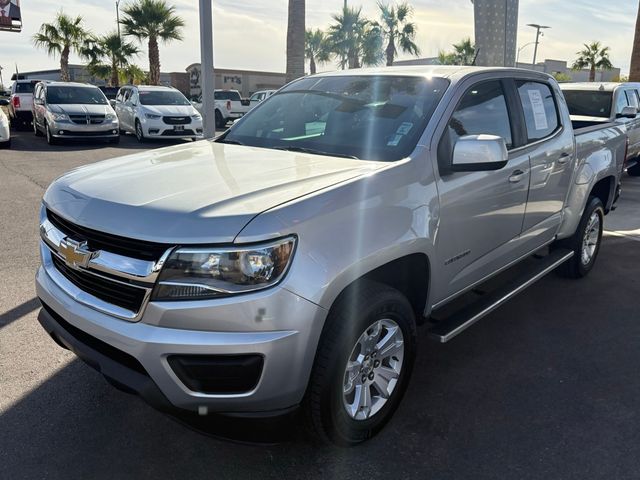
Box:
<box><xmin>1</xmin><ymin>129</ymin><xmax>640</xmax><ymax>479</ymax></box>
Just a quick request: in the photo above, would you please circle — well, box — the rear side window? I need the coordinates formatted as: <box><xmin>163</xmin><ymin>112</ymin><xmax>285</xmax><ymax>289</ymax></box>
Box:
<box><xmin>446</xmin><ymin>80</ymin><xmax>513</xmax><ymax>149</ymax></box>
<box><xmin>516</xmin><ymin>81</ymin><xmax>559</xmax><ymax>143</ymax></box>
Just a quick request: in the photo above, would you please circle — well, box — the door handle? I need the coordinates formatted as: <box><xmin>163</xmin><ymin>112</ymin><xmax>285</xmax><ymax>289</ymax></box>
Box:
<box><xmin>509</xmin><ymin>170</ymin><xmax>526</xmax><ymax>183</ymax></box>
<box><xmin>557</xmin><ymin>153</ymin><xmax>571</xmax><ymax>165</ymax></box>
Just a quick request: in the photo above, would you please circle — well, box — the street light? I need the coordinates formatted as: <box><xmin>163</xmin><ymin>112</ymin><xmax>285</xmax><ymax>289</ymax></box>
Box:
<box><xmin>199</xmin><ymin>0</ymin><xmax>216</xmax><ymax>138</ymax></box>
<box><xmin>526</xmin><ymin>23</ymin><xmax>550</xmax><ymax>66</ymax></box>
<box><xmin>516</xmin><ymin>42</ymin><xmax>536</xmax><ymax>64</ymax></box>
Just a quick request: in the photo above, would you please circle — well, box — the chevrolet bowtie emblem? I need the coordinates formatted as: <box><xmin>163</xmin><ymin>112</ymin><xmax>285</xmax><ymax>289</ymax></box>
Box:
<box><xmin>59</xmin><ymin>238</ymin><xmax>93</xmax><ymax>268</ymax></box>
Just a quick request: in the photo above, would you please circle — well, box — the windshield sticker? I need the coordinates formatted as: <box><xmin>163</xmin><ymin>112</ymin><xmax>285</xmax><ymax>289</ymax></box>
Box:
<box><xmin>397</xmin><ymin>122</ymin><xmax>413</xmax><ymax>135</ymax></box>
<box><xmin>387</xmin><ymin>134</ymin><xmax>403</xmax><ymax>147</ymax></box>
<box><xmin>527</xmin><ymin>89</ymin><xmax>549</xmax><ymax>131</ymax></box>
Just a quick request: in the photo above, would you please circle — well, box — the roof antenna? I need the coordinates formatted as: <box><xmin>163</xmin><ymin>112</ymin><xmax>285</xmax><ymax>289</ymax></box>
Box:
<box><xmin>472</xmin><ymin>48</ymin><xmax>480</xmax><ymax>66</ymax></box>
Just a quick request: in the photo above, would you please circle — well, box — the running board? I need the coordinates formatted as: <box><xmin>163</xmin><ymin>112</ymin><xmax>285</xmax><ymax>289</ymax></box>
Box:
<box><xmin>428</xmin><ymin>249</ymin><xmax>574</xmax><ymax>343</ymax></box>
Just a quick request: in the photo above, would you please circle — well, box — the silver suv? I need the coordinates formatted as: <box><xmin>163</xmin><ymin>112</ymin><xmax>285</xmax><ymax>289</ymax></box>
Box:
<box><xmin>32</xmin><ymin>82</ymin><xmax>120</xmax><ymax>145</ymax></box>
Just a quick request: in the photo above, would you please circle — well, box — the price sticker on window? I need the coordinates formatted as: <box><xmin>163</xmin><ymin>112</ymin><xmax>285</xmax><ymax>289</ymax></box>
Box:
<box><xmin>527</xmin><ymin>89</ymin><xmax>549</xmax><ymax>131</ymax></box>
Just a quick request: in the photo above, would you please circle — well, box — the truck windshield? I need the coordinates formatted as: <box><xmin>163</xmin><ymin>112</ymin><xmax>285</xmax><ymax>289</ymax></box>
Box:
<box><xmin>220</xmin><ymin>75</ymin><xmax>449</xmax><ymax>161</ymax></box>
<box><xmin>563</xmin><ymin>90</ymin><xmax>612</xmax><ymax>118</ymax></box>
<box><xmin>139</xmin><ymin>90</ymin><xmax>190</xmax><ymax>106</ymax></box>
<box><xmin>47</xmin><ymin>86</ymin><xmax>107</xmax><ymax>105</ymax></box>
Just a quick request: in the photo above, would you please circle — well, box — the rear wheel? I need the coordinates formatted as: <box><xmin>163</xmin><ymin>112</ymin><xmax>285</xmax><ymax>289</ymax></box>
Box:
<box><xmin>215</xmin><ymin>110</ymin><xmax>225</xmax><ymax>130</ymax></box>
<box><xmin>554</xmin><ymin>196</ymin><xmax>604</xmax><ymax>278</ymax></box>
<box><xmin>305</xmin><ymin>281</ymin><xmax>417</xmax><ymax>446</ymax></box>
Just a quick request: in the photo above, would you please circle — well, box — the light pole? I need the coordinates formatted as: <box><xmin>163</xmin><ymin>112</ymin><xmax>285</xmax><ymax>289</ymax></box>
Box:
<box><xmin>199</xmin><ymin>0</ymin><xmax>216</xmax><ymax>138</ymax></box>
<box><xmin>527</xmin><ymin>23</ymin><xmax>550</xmax><ymax>66</ymax></box>
<box><xmin>116</xmin><ymin>0</ymin><xmax>121</xmax><ymax>40</ymax></box>
<box><xmin>516</xmin><ymin>41</ymin><xmax>536</xmax><ymax>64</ymax></box>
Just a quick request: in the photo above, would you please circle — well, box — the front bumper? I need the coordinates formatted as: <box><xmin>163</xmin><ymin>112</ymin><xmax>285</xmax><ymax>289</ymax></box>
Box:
<box><xmin>36</xmin><ymin>257</ymin><xmax>326</xmax><ymax>415</ymax></box>
<box><xmin>50</xmin><ymin>120</ymin><xmax>120</xmax><ymax>139</ymax></box>
<box><xmin>141</xmin><ymin>117</ymin><xmax>204</xmax><ymax>139</ymax></box>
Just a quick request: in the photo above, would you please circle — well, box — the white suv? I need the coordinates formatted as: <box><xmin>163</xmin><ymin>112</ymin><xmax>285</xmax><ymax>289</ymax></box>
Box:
<box><xmin>115</xmin><ymin>85</ymin><xmax>204</xmax><ymax>142</ymax></box>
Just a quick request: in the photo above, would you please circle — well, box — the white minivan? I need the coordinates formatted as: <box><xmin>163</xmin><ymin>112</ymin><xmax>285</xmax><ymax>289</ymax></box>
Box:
<box><xmin>115</xmin><ymin>85</ymin><xmax>204</xmax><ymax>142</ymax></box>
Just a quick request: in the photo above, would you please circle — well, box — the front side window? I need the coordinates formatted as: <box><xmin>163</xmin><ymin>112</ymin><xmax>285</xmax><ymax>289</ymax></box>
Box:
<box><xmin>615</xmin><ymin>91</ymin><xmax>629</xmax><ymax>115</ymax></box>
<box><xmin>139</xmin><ymin>90</ymin><xmax>190</xmax><ymax>106</ymax></box>
<box><xmin>221</xmin><ymin>75</ymin><xmax>449</xmax><ymax>162</ymax></box>
<box><xmin>517</xmin><ymin>81</ymin><xmax>560</xmax><ymax>143</ymax></box>
<box><xmin>445</xmin><ymin>80</ymin><xmax>513</xmax><ymax>149</ymax></box>
<box><xmin>46</xmin><ymin>86</ymin><xmax>107</xmax><ymax>105</ymax></box>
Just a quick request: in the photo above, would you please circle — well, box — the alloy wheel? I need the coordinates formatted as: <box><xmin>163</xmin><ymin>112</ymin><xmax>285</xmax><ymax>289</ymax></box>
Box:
<box><xmin>581</xmin><ymin>211</ymin><xmax>600</xmax><ymax>266</ymax></box>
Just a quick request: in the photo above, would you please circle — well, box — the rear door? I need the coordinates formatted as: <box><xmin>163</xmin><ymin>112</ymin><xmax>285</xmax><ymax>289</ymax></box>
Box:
<box><xmin>516</xmin><ymin>80</ymin><xmax>575</xmax><ymax>236</ymax></box>
<box><xmin>433</xmin><ymin>78</ymin><xmax>531</xmax><ymax>300</ymax></box>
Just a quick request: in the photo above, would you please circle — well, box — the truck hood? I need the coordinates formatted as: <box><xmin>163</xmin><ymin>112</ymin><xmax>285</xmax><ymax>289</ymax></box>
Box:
<box><xmin>44</xmin><ymin>141</ymin><xmax>383</xmax><ymax>244</ymax></box>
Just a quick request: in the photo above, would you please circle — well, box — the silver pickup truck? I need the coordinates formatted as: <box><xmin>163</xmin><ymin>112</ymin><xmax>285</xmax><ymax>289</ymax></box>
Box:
<box><xmin>36</xmin><ymin>67</ymin><xmax>626</xmax><ymax>446</ymax></box>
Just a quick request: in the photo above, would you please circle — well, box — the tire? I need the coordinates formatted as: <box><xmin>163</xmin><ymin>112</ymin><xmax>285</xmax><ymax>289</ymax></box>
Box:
<box><xmin>554</xmin><ymin>196</ymin><xmax>604</xmax><ymax>279</ymax></box>
<box><xmin>45</xmin><ymin>123</ymin><xmax>58</xmax><ymax>145</ymax></box>
<box><xmin>34</xmin><ymin>119</ymin><xmax>43</xmax><ymax>137</ymax></box>
<box><xmin>135</xmin><ymin>119</ymin><xmax>146</xmax><ymax>143</ymax></box>
<box><xmin>305</xmin><ymin>280</ymin><xmax>417</xmax><ymax>446</ymax></box>
<box><xmin>627</xmin><ymin>162</ymin><xmax>640</xmax><ymax>177</ymax></box>
<box><xmin>215</xmin><ymin>110</ymin><xmax>225</xmax><ymax>130</ymax></box>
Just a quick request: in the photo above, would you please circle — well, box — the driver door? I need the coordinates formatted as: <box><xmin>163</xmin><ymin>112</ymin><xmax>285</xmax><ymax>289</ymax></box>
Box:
<box><xmin>432</xmin><ymin>78</ymin><xmax>531</xmax><ymax>303</ymax></box>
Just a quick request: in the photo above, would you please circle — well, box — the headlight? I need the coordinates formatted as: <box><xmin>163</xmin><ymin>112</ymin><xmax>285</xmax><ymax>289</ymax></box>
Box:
<box><xmin>145</xmin><ymin>113</ymin><xmax>161</xmax><ymax>120</ymax></box>
<box><xmin>152</xmin><ymin>236</ymin><xmax>296</xmax><ymax>301</ymax></box>
<box><xmin>105</xmin><ymin>113</ymin><xmax>117</xmax><ymax>121</ymax></box>
<box><xmin>51</xmin><ymin>112</ymin><xmax>69</xmax><ymax>122</ymax></box>
<box><xmin>191</xmin><ymin>113</ymin><xmax>202</xmax><ymax>121</ymax></box>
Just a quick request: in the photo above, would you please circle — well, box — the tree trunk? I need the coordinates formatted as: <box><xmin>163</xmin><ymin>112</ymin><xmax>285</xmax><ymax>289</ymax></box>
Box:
<box><xmin>631</xmin><ymin>1</ymin><xmax>640</xmax><ymax>82</ymax></box>
<box><xmin>286</xmin><ymin>0</ymin><xmax>305</xmax><ymax>83</ymax></box>
<box><xmin>310</xmin><ymin>56</ymin><xmax>317</xmax><ymax>75</ymax></box>
<box><xmin>148</xmin><ymin>36</ymin><xmax>161</xmax><ymax>85</ymax></box>
<box><xmin>386</xmin><ymin>37</ymin><xmax>395</xmax><ymax>66</ymax></box>
<box><xmin>111</xmin><ymin>56</ymin><xmax>119</xmax><ymax>87</ymax></box>
<box><xmin>60</xmin><ymin>46</ymin><xmax>70</xmax><ymax>82</ymax></box>
<box><xmin>590</xmin><ymin>64</ymin><xmax>596</xmax><ymax>82</ymax></box>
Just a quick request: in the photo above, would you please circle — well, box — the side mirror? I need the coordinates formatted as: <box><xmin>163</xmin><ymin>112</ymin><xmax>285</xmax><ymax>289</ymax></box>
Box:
<box><xmin>34</xmin><ymin>97</ymin><xmax>45</xmax><ymax>106</ymax></box>
<box><xmin>452</xmin><ymin>134</ymin><xmax>509</xmax><ymax>172</ymax></box>
<box><xmin>109</xmin><ymin>100</ymin><xmax>117</xmax><ymax>109</ymax></box>
<box><xmin>617</xmin><ymin>106</ymin><xmax>638</xmax><ymax>119</ymax></box>
<box><xmin>0</xmin><ymin>99</ymin><xmax>9</xmax><ymax>107</ymax></box>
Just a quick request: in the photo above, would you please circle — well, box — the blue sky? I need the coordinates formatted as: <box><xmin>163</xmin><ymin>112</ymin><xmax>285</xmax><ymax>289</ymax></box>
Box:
<box><xmin>0</xmin><ymin>0</ymin><xmax>638</xmax><ymax>76</ymax></box>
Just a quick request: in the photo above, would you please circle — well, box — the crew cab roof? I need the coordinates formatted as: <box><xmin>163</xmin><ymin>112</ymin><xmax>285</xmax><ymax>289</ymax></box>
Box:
<box><xmin>560</xmin><ymin>82</ymin><xmax>640</xmax><ymax>92</ymax></box>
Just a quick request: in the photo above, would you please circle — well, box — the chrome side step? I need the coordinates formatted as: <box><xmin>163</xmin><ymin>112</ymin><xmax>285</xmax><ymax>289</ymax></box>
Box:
<box><xmin>428</xmin><ymin>249</ymin><xmax>574</xmax><ymax>343</ymax></box>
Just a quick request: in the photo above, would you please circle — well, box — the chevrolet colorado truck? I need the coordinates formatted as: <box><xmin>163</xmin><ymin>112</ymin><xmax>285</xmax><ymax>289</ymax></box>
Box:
<box><xmin>36</xmin><ymin>67</ymin><xmax>626</xmax><ymax>446</ymax></box>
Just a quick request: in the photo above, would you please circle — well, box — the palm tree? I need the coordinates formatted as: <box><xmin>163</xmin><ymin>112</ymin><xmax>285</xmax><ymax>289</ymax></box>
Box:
<box><xmin>305</xmin><ymin>29</ymin><xmax>331</xmax><ymax>75</ymax></box>
<box><xmin>119</xmin><ymin>64</ymin><xmax>148</xmax><ymax>85</ymax></box>
<box><xmin>33</xmin><ymin>12</ymin><xmax>89</xmax><ymax>82</ymax></box>
<box><xmin>437</xmin><ymin>50</ymin><xmax>456</xmax><ymax>66</ymax></box>
<box><xmin>377</xmin><ymin>2</ymin><xmax>419</xmax><ymax>66</ymax></box>
<box><xmin>286</xmin><ymin>0</ymin><xmax>306</xmax><ymax>83</ymax></box>
<box><xmin>328</xmin><ymin>6</ymin><xmax>383</xmax><ymax>69</ymax></box>
<box><xmin>120</xmin><ymin>0</ymin><xmax>185</xmax><ymax>85</ymax></box>
<box><xmin>452</xmin><ymin>38</ymin><xmax>475</xmax><ymax>66</ymax></box>
<box><xmin>82</xmin><ymin>32</ymin><xmax>139</xmax><ymax>87</ymax></box>
<box><xmin>631</xmin><ymin>3</ymin><xmax>640</xmax><ymax>82</ymax></box>
<box><xmin>572</xmin><ymin>42</ymin><xmax>613</xmax><ymax>82</ymax></box>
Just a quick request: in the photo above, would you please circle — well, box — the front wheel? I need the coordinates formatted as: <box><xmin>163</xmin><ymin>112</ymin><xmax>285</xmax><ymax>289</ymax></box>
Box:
<box><xmin>305</xmin><ymin>281</ymin><xmax>417</xmax><ymax>446</ymax></box>
<box><xmin>554</xmin><ymin>196</ymin><xmax>604</xmax><ymax>278</ymax></box>
<box><xmin>135</xmin><ymin>120</ymin><xmax>146</xmax><ymax>143</ymax></box>
<box><xmin>45</xmin><ymin>123</ymin><xmax>58</xmax><ymax>145</ymax></box>
<box><xmin>33</xmin><ymin>119</ymin><xmax>43</xmax><ymax>137</ymax></box>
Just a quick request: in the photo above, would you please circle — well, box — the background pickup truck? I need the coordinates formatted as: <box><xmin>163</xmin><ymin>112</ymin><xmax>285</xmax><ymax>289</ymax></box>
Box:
<box><xmin>36</xmin><ymin>67</ymin><xmax>626</xmax><ymax>447</ymax></box>
<box><xmin>214</xmin><ymin>89</ymin><xmax>250</xmax><ymax>120</ymax></box>
<box><xmin>8</xmin><ymin>79</ymin><xmax>40</xmax><ymax>128</ymax></box>
<box><xmin>561</xmin><ymin>82</ymin><xmax>640</xmax><ymax>176</ymax></box>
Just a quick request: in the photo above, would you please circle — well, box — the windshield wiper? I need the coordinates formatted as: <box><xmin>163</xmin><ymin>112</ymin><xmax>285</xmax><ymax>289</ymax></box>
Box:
<box><xmin>273</xmin><ymin>146</ymin><xmax>358</xmax><ymax>159</ymax></box>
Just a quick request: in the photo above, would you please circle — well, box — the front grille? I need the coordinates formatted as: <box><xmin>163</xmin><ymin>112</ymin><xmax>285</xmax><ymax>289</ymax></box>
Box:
<box><xmin>162</xmin><ymin>129</ymin><xmax>196</xmax><ymax>136</ymax></box>
<box><xmin>69</xmin><ymin>114</ymin><xmax>105</xmax><ymax>125</ymax></box>
<box><xmin>58</xmin><ymin>130</ymin><xmax>116</xmax><ymax>137</ymax></box>
<box><xmin>51</xmin><ymin>255</ymin><xmax>147</xmax><ymax>313</ymax></box>
<box><xmin>47</xmin><ymin>209</ymin><xmax>170</xmax><ymax>262</ymax></box>
<box><xmin>163</xmin><ymin>116</ymin><xmax>192</xmax><ymax>125</ymax></box>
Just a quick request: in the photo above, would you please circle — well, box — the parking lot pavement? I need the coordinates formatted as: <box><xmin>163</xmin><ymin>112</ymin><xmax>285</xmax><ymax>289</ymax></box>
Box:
<box><xmin>1</xmin><ymin>132</ymin><xmax>640</xmax><ymax>479</ymax></box>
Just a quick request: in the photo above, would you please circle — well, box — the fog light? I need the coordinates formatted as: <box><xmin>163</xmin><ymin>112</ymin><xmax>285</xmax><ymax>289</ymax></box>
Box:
<box><xmin>112</xmin><ymin>130</ymin><xmax>117</xmax><ymax>134</ymax></box>
<box><xmin>58</xmin><ymin>131</ymin><xmax>64</xmax><ymax>135</ymax></box>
